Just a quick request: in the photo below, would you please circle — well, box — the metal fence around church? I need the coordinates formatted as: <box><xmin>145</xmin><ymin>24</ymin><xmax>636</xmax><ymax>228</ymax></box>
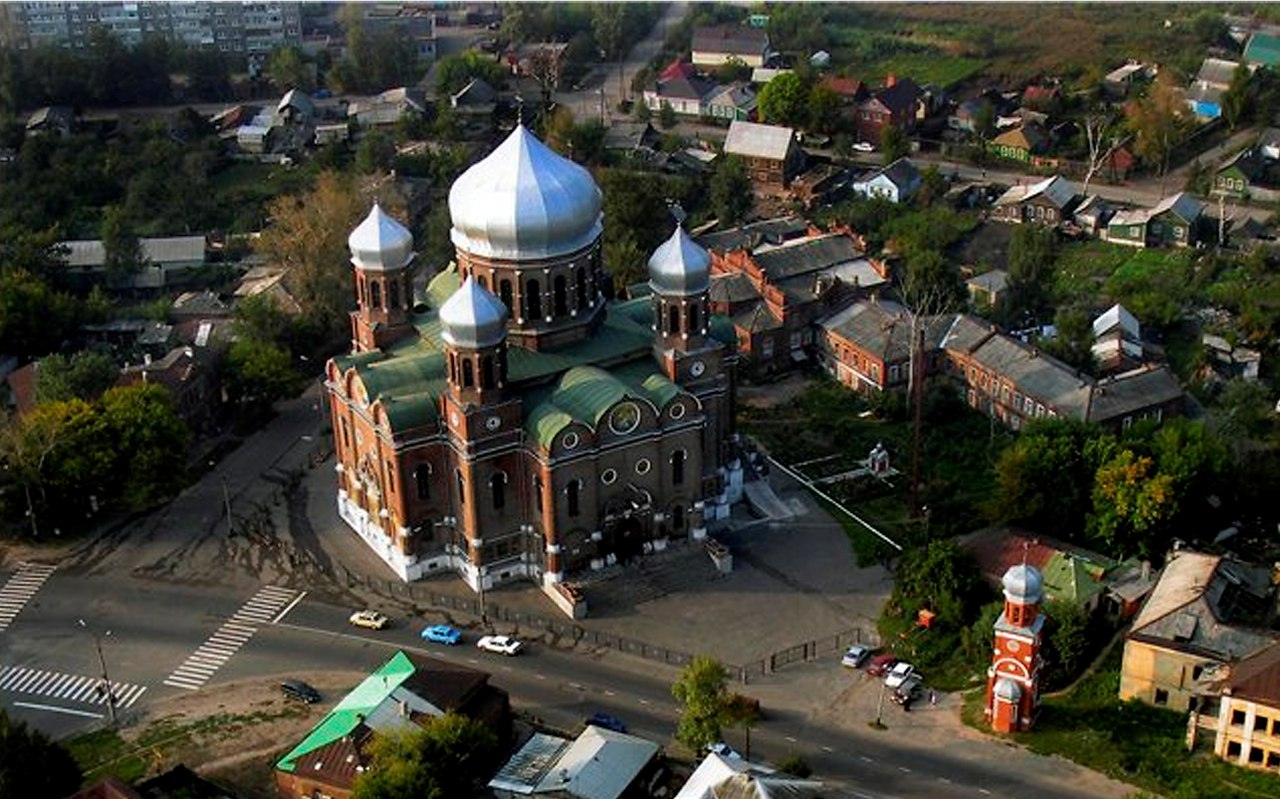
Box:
<box><xmin>330</xmin><ymin>560</ymin><xmax>871</xmax><ymax>683</ymax></box>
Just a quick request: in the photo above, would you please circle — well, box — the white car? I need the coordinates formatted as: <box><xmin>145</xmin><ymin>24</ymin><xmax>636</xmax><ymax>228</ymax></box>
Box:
<box><xmin>707</xmin><ymin>742</ymin><xmax>742</xmax><ymax>759</ymax></box>
<box><xmin>841</xmin><ymin>645</ymin><xmax>870</xmax><ymax>669</ymax></box>
<box><xmin>852</xmin><ymin>141</ymin><xmax>876</xmax><ymax>153</ymax></box>
<box><xmin>348</xmin><ymin>609</ymin><xmax>389</xmax><ymax>630</ymax></box>
<box><xmin>477</xmin><ymin>635</ymin><xmax>524</xmax><ymax>656</ymax></box>
<box><xmin>884</xmin><ymin>661</ymin><xmax>917</xmax><ymax>689</ymax></box>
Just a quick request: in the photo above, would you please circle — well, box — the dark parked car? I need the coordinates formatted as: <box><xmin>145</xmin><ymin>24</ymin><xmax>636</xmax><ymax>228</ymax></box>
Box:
<box><xmin>866</xmin><ymin>653</ymin><xmax>898</xmax><ymax>677</ymax></box>
<box><xmin>586</xmin><ymin>712</ymin><xmax>627</xmax><ymax>733</ymax></box>
<box><xmin>280</xmin><ymin>678</ymin><xmax>320</xmax><ymax>704</ymax></box>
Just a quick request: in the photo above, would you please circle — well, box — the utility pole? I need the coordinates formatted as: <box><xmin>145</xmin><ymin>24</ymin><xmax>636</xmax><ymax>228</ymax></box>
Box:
<box><xmin>78</xmin><ymin>619</ymin><xmax>116</xmax><ymax>727</ymax></box>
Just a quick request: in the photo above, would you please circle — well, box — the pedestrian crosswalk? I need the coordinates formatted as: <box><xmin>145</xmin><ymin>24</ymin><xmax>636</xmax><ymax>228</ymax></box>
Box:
<box><xmin>0</xmin><ymin>665</ymin><xmax>147</xmax><ymax>709</ymax></box>
<box><xmin>0</xmin><ymin>562</ymin><xmax>56</xmax><ymax>631</ymax></box>
<box><xmin>163</xmin><ymin>585</ymin><xmax>304</xmax><ymax>691</ymax></box>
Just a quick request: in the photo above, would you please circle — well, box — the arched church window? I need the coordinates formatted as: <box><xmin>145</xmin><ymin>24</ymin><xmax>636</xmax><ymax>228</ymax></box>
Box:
<box><xmin>414</xmin><ymin>464</ymin><xmax>431</xmax><ymax>501</ymax></box>
<box><xmin>370</xmin><ymin>281</ymin><xmax>381</xmax><ymax>309</ymax></box>
<box><xmin>491</xmin><ymin>472</ymin><xmax>506</xmax><ymax>510</ymax></box>
<box><xmin>668</xmin><ymin>306</ymin><xmax>680</xmax><ymax>335</ymax></box>
<box><xmin>526</xmin><ymin>279</ymin><xmax>542</xmax><ymax>319</ymax></box>
<box><xmin>462</xmin><ymin>358</ymin><xmax>474</xmax><ymax>388</ymax></box>
<box><xmin>567</xmin><ymin>479</ymin><xmax>581</xmax><ymax>518</ymax></box>
<box><xmin>672</xmin><ymin>449</ymin><xmax>686</xmax><ymax>486</ymax></box>
<box><xmin>481</xmin><ymin>355</ymin><xmax>494</xmax><ymax>389</ymax></box>
<box><xmin>576</xmin><ymin>268</ymin><xmax>587</xmax><ymax>308</ymax></box>
<box><xmin>688</xmin><ymin>303</ymin><xmax>700</xmax><ymax>334</ymax></box>
<box><xmin>456</xmin><ymin>470</ymin><xmax>465</xmax><ymax>505</ymax></box>
<box><xmin>500</xmin><ymin>279</ymin><xmax>513</xmax><ymax>313</ymax></box>
<box><xmin>388</xmin><ymin>279</ymin><xmax>399</xmax><ymax>310</ymax></box>
<box><xmin>554</xmin><ymin>275</ymin><xmax>568</xmax><ymax>316</ymax></box>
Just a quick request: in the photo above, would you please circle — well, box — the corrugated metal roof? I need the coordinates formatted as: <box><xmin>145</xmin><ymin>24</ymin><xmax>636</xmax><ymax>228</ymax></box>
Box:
<box><xmin>724</xmin><ymin>120</ymin><xmax>795</xmax><ymax>161</ymax></box>
<box><xmin>537</xmin><ymin>726</ymin><xmax>659</xmax><ymax>799</ymax></box>
<box><xmin>60</xmin><ymin>236</ymin><xmax>206</xmax><ymax>268</ymax></box>
<box><xmin>489</xmin><ymin>732</ymin><xmax>572</xmax><ymax>792</ymax></box>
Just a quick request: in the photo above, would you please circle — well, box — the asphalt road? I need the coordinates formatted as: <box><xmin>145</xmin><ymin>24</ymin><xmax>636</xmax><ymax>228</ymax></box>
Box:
<box><xmin>0</xmin><ymin>566</ymin><xmax>1119</xmax><ymax>799</ymax></box>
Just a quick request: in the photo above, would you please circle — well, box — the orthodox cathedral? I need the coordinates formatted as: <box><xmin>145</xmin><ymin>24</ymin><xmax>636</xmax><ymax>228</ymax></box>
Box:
<box><xmin>324</xmin><ymin>125</ymin><xmax>742</xmax><ymax>611</ymax></box>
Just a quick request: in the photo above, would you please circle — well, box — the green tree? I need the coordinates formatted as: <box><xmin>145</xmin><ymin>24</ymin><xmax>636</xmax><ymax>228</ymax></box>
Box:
<box><xmin>99</xmin><ymin>383</ymin><xmax>190</xmax><ymax>508</ymax></box>
<box><xmin>901</xmin><ymin>249</ymin><xmax>964</xmax><ymax>310</ymax></box>
<box><xmin>879</xmin><ymin>124</ymin><xmax>909</xmax><ymax>162</ymax></box>
<box><xmin>267</xmin><ymin>44</ymin><xmax>310</xmax><ymax>92</ymax></box>
<box><xmin>807</xmin><ymin>83</ymin><xmax>842</xmax><ymax>135</ymax></box>
<box><xmin>634</xmin><ymin>97</ymin><xmax>651</xmax><ymax>122</ymax></box>
<box><xmin>659</xmin><ymin>100</ymin><xmax>677</xmax><ymax>129</ymax></box>
<box><xmin>355</xmin><ymin>128</ymin><xmax>396</xmax><ymax>174</ymax></box>
<box><xmin>988</xmin><ymin>419</ymin><xmax>1115</xmax><ymax>540</ymax></box>
<box><xmin>1088</xmin><ymin>449</ymin><xmax>1176</xmax><ymax>557</ymax></box>
<box><xmin>223</xmin><ymin>338</ymin><xmax>301</xmax><ymax>412</ymax></box>
<box><xmin>1041</xmin><ymin>305</ymin><xmax>1095</xmax><ymax>372</ymax></box>
<box><xmin>34</xmin><ymin>350</ymin><xmax>118</xmax><ymax>405</ymax></box>
<box><xmin>757</xmin><ymin>72</ymin><xmax>808</xmax><ymax>126</ymax></box>
<box><xmin>1212</xmin><ymin>379</ymin><xmax>1275</xmax><ymax>451</ymax></box>
<box><xmin>710</xmin><ymin>154</ymin><xmax>752</xmax><ymax>226</ymax></box>
<box><xmin>1222</xmin><ymin>62</ymin><xmax>1255</xmax><ymax>130</ymax></box>
<box><xmin>1042</xmin><ymin>600</ymin><xmax>1090</xmax><ymax>688</ymax></box>
<box><xmin>352</xmin><ymin>713</ymin><xmax>497</xmax><ymax>799</ymax></box>
<box><xmin>0</xmin><ymin>708</ymin><xmax>82</xmax><ymax>797</ymax></box>
<box><xmin>890</xmin><ymin>539</ymin><xmax>982</xmax><ymax>628</ymax></box>
<box><xmin>0</xmin><ymin>269</ymin><xmax>80</xmax><ymax>359</ymax></box>
<box><xmin>671</xmin><ymin>655</ymin><xmax>730</xmax><ymax>751</ymax></box>
<box><xmin>100</xmin><ymin>204</ymin><xmax>144</xmax><ymax>284</ymax></box>
<box><xmin>1005</xmin><ymin>224</ymin><xmax>1058</xmax><ymax>323</ymax></box>
<box><xmin>604</xmin><ymin>232</ymin><xmax>647</xmax><ymax>295</ymax></box>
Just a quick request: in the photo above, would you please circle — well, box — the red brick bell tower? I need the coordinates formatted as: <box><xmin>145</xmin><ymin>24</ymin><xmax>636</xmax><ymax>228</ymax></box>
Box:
<box><xmin>985</xmin><ymin>562</ymin><xmax>1045</xmax><ymax>732</ymax></box>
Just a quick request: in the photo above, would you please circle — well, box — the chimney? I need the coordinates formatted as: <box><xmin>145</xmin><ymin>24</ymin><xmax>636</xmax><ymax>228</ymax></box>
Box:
<box><xmin>1141</xmin><ymin>560</ymin><xmax>1151</xmax><ymax>581</ymax></box>
<box><xmin>885</xmin><ymin>74</ymin><xmax>897</xmax><ymax>88</ymax></box>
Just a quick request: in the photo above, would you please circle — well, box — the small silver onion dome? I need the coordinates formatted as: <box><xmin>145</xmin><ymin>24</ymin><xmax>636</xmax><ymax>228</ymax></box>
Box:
<box><xmin>648</xmin><ymin>225</ymin><xmax>710</xmax><ymax>296</ymax></box>
<box><xmin>439</xmin><ymin>276</ymin><xmax>509</xmax><ymax>349</ymax></box>
<box><xmin>448</xmin><ymin>125</ymin><xmax>603</xmax><ymax>261</ymax></box>
<box><xmin>1002</xmin><ymin>563</ymin><xmax>1043</xmax><ymax>604</ymax></box>
<box><xmin>348</xmin><ymin>203</ymin><xmax>415</xmax><ymax>271</ymax></box>
<box><xmin>993</xmin><ymin>677</ymin><xmax>1022</xmax><ymax>702</ymax></box>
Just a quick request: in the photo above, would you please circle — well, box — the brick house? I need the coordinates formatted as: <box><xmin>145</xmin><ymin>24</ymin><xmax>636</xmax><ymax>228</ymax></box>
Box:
<box><xmin>818</xmin><ymin>302</ymin><xmax>1184</xmax><ymax>431</ymax></box>
<box><xmin>275</xmin><ymin>651</ymin><xmax>511</xmax><ymax>799</ymax></box>
<box><xmin>990</xmin><ymin>175</ymin><xmax>1080</xmax><ymax>226</ymax></box>
<box><xmin>723</xmin><ymin>119</ymin><xmax>804</xmax><ymax>192</ymax></box>
<box><xmin>702</xmin><ymin>222</ymin><xmax>888</xmax><ymax>379</ymax></box>
<box><xmin>855</xmin><ymin>76</ymin><xmax>923</xmax><ymax>144</ymax></box>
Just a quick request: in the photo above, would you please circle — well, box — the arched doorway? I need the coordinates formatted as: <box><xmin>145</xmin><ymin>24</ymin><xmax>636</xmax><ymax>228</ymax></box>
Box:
<box><xmin>601</xmin><ymin>485</ymin><xmax>653</xmax><ymax>566</ymax></box>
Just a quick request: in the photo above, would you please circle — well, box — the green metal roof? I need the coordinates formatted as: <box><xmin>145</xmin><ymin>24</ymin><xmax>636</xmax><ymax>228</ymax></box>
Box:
<box><xmin>1247</xmin><ymin>33</ymin><xmax>1280</xmax><ymax>67</ymax></box>
<box><xmin>552</xmin><ymin>366</ymin><xmax>632</xmax><ymax>426</ymax></box>
<box><xmin>709</xmin><ymin>313</ymin><xmax>736</xmax><ymax>346</ymax></box>
<box><xmin>1041</xmin><ymin>552</ymin><xmax>1107</xmax><ymax>607</ymax></box>
<box><xmin>276</xmin><ymin>651</ymin><xmax>418</xmax><ymax>773</ymax></box>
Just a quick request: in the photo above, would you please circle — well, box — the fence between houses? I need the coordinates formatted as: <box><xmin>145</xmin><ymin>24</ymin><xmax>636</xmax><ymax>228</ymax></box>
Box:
<box><xmin>332</xmin><ymin>561</ymin><xmax>872</xmax><ymax>683</ymax></box>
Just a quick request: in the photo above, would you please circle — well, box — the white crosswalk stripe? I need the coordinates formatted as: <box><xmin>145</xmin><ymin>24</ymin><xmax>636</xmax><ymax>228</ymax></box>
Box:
<box><xmin>0</xmin><ymin>563</ymin><xmax>56</xmax><ymax>631</ymax></box>
<box><xmin>162</xmin><ymin>585</ymin><xmax>303</xmax><ymax>691</ymax></box>
<box><xmin>0</xmin><ymin>666</ymin><xmax>146</xmax><ymax>708</ymax></box>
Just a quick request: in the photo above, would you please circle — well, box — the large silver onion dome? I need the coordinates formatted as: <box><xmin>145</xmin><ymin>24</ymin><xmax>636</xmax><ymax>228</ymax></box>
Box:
<box><xmin>348</xmin><ymin>203</ymin><xmax>415</xmax><ymax>271</ymax></box>
<box><xmin>448</xmin><ymin>125</ymin><xmax>603</xmax><ymax>261</ymax></box>
<box><xmin>438</xmin><ymin>276</ymin><xmax>509</xmax><ymax>349</ymax></box>
<box><xmin>1002</xmin><ymin>564</ymin><xmax>1043</xmax><ymax>604</ymax></box>
<box><xmin>648</xmin><ymin>225</ymin><xmax>710</xmax><ymax>295</ymax></box>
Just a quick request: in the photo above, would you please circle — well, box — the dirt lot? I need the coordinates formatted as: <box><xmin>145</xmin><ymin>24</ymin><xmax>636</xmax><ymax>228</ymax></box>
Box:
<box><xmin>76</xmin><ymin>672</ymin><xmax>366</xmax><ymax>799</ymax></box>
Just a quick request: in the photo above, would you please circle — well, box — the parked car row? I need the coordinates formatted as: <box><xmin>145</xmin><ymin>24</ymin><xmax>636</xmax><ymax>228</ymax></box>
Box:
<box><xmin>841</xmin><ymin>645</ymin><xmax>923</xmax><ymax>709</ymax></box>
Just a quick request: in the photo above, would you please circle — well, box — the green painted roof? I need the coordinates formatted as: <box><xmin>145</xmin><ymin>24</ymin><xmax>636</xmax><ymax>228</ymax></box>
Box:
<box><xmin>1041</xmin><ymin>552</ymin><xmax>1107</xmax><ymax>606</ymax></box>
<box><xmin>276</xmin><ymin>651</ymin><xmax>418</xmax><ymax>773</ymax></box>
<box><xmin>1247</xmin><ymin>33</ymin><xmax>1280</xmax><ymax>67</ymax></box>
<box><xmin>709</xmin><ymin>313</ymin><xmax>737</xmax><ymax>346</ymax></box>
<box><xmin>552</xmin><ymin>366</ymin><xmax>632</xmax><ymax>426</ymax></box>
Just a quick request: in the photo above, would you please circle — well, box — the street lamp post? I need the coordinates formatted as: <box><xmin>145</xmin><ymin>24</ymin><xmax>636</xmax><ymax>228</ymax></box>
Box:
<box><xmin>77</xmin><ymin>619</ymin><xmax>116</xmax><ymax>727</ymax></box>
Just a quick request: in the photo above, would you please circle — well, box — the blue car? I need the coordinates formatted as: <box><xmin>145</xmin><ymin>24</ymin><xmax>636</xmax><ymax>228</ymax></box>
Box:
<box><xmin>586</xmin><ymin>712</ymin><xmax>627</xmax><ymax>733</ymax></box>
<box><xmin>421</xmin><ymin>624</ymin><xmax>462</xmax><ymax>645</ymax></box>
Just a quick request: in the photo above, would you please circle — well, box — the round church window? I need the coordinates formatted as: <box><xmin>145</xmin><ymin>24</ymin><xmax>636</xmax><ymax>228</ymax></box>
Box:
<box><xmin>669</xmin><ymin>403</ymin><xmax>686</xmax><ymax>420</ymax></box>
<box><xmin>562</xmin><ymin>431</ymin><xmax>580</xmax><ymax>450</ymax></box>
<box><xmin>635</xmin><ymin>459</ymin><xmax>651</xmax><ymax>475</ymax></box>
<box><xmin>608</xmin><ymin>402</ymin><xmax>641</xmax><ymax>435</ymax></box>
<box><xmin>601</xmin><ymin>469</ymin><xmax>618</xmax><ymax>485</ymax></box>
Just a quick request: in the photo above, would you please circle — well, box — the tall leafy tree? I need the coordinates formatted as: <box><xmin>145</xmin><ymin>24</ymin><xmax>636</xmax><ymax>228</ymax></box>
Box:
<box><xmin>1124</xmin><ymin>71</ymin><xmax>1188</xmax><ymax>183</ymax></box>
<box><xmin>99</xmin><ymin>383</ymin><xmax>190</xmax><ymax>509</ymax></box>
<box><xmin>671</xmin><ymin>655</ymin><xmax>730</xmax><ymax>751</ymax></box>
<box><xmin>889</xmin><ymin>539</ymin><xmax>982</xmax><ymax>628</ymax></box>
<box><xmin>710</xmin><ymin>154</ymin><xmax>752</xmax><ymax>226</ymax></box>
<box><xmin>757</xmin><ymin>72</ymin><xmax>809</xmax><ymax>127</ymax></box>
<box><xmin>1005</xmin><ymin>224</ymin><xmax>1058</xmax><ymax>324</ymax></box>
<box><xmin>34</xmin><ymin>351</ymin><xmax>118</xmax><ymax>405</ymax></box>
<box><xmin>257</xmin><ymin>171</ymin><xmax>369</xmax><ymax>338</ymax></box>
<box><xmin>351</xmin><ymin>713</ymin><xmax>497</xmax><ymax>799</ymax></box>
<box><xmin>267</xmin><ymin>45</ymin><xmax>311</xmax><ymax>92</ymax></box>
<box><xmin>0</xmin><ymin>269</ymin><xmax>80</xmax><ymax>359</ymax></box>
<box><xmin>1088</xmin><ymin>449</ymin><xmax>1176</xmax><ymax>557</ymax></box>
<box><xmin>1221</xmin><ymin>62</ymin><xmax>1255</xmax><ymax>130</ymax></box>
<box><xmin>100</xmin><ymin>204</ymin><xmax>145</xmax><ymax>284</ymax></box>
<box><xmin>0</xmin><ymin>708</ymin><xmax>82</xmax><ymax>797</ymax></box>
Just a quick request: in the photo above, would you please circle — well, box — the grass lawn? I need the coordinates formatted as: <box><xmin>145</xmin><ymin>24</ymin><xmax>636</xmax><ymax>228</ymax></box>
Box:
<box><xmin>66</xmin><ymin>708</ymin><xmax>305</xmax><ymax>786</ymax></box>
<box><xmin>865</xmin><ymin>55</ymin><xmax>987</xmax><ymax>88</ymax></box>
<box><xmin>740</xmin><ymin>378</ymin><xmax>1011</xmax><ymax>563</ymax></box>
<box><xmin>961</xmin><ymin>647</ymin><xmax>1280</xmax><ymax>799</ymax></box>
<box><xmin>1054</xmin><ymin>241</ymin><xmax>1197</xmax><ymax>328</ymax></box>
